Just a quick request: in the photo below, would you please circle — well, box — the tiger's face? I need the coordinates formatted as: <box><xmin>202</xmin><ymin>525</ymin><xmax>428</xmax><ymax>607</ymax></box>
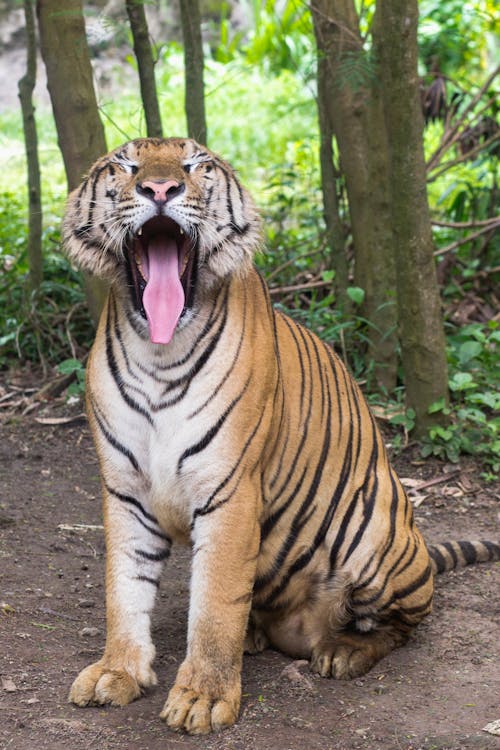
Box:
<box><xmin>63</xmin><ymin>138</ymin><xmax>261</xmax><ymax>343</ymax></box>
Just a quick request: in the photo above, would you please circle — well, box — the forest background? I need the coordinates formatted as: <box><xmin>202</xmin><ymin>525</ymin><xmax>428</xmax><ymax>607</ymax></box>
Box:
<box><xmin>0</xmin><ymin>0</ymin><xmax>499</xmax><ymax>474</ymax></box>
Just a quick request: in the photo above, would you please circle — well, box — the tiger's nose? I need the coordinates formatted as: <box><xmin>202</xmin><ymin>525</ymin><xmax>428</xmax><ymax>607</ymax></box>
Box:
<box><xmin>136</xmin><ymin>179</ymin><xmax>185</xmax><ymax>205</ymax></box>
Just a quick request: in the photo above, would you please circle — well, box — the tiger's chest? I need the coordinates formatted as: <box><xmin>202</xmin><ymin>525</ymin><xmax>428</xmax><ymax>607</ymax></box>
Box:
<box><xmin>88</xmin><ymin>331</ymin><xmax>239</xmax><ymax>544</ymax></box>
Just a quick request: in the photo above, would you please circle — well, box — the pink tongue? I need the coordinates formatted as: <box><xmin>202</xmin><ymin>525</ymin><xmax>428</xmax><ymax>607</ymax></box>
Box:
<box><xmin>142</xmin><ymin>236</ymin><xmax>185</xmax><ymax>344</ymax></box>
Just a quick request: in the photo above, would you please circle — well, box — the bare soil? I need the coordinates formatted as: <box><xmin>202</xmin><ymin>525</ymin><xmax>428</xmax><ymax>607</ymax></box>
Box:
<box><xmin>1</xmin><ymin>415</ymin><xmax>499</xmax><ymax>750</ymax></box>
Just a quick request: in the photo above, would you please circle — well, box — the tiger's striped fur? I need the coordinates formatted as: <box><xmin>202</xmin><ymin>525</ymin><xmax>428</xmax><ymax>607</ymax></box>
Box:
<box><xmin>63</xmin><ymin>138</ymin><xmax>500</xmax><ymax>735</ymax></box>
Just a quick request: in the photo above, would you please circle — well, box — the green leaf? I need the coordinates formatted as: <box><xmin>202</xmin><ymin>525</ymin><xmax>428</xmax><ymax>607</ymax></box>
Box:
<box><xmin>321</xmin><ymin>269</ymin><xmax>335</xmax><ymax>282</ymax></box>
<box><xmin>449</xmin><ymin>372</ymin><xmax>476</xmax><ymax>391</ymax></box>
<box><xmin>428</xmin><ymin>397</ymin><xmax>446</xmax><ymax>414</ymax></box>
<box><xmin>458</xmin><ymin>340</ymin><xmax>482</xmax><ymax>365</ymax></box>
<box><xmin>57</xmin><ymin>358</ymin><xmax>83</xmax><ymax>376</ymax></box>
<box><xmin>346</xmin><ymin>286</ymin><xmax>365</xmax><ymax>305</ymax></box>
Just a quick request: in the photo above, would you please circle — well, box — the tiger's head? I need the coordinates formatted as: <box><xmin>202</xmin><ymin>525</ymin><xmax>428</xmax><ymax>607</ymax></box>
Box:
<box><xmin>63</xmin><ymin>138</ymin><xmax>262</xmax><ymax>344</ymax></box>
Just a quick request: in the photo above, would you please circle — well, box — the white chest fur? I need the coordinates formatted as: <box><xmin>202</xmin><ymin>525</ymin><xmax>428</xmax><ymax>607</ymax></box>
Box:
<box><xmin>87</xmin><ymin>297</ymin><xmax>243</xmax><ymax>544</ymax></box>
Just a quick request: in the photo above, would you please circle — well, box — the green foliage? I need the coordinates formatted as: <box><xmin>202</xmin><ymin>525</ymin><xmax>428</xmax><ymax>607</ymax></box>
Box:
<box><xmin>57</xmin><ymin>358</ymin><xmax>86</xmax><ymax>397</ymax></box>
<box><xmin>0</xmin><ymin>2</ymin><xmax>498</xmax><ymax>475</ymax></box>
<box><xmin>389</xmin><ymin>408</ymin><xmax>416</xmax><ymax>433</ymax></box>
<box><xmin>418</xmin><ymin>0</ymin><xmax>498</xmax><ymax>76</ymax></box>
<box><xmin>214</xmin><ymin>0</ymin><xmax>315</xmax><ymax>78</ymax></box>
<box><xmin>422</xmin><ymin>322</ymin><xmax>500</xmax><ymax>474</ymax></box>
<box><xmin>0</xmin><ymin>192</ymin><xmax>93</xmax><ymax>368</ymax></box>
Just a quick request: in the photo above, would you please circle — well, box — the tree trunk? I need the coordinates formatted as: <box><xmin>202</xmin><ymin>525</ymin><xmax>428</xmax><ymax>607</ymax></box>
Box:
<box><xmin>18</xmin><ymin>0</ymin><xmax>43</xmax><ymax>294</ymax></box>
<box><xmin>315</xmin><ymin>32</ymin><xmax>349</xmax><ymax>311</ymax></box>
<box><xmin>125</xmin><ymin>0</ymin><xmax>163</xmax><ymax>138</ymax></box>
<box><xmin>374</xmin><ymin>0</ymin><xmax>449</xmax><ymax>432</ymax></box>
<box><xmin>311</xmin><ymin>0</ymin><xmax>398</xmax><ymax>391</ymax></box>
<box><xmin>179</xmin><ymin>0</ymin><xmax>207</xmax><ymax>144</ymax></box>
<box><xmin>37</xmin><ymin>0</ymin><xmax>108</xmax><ymax>324</ymax></box>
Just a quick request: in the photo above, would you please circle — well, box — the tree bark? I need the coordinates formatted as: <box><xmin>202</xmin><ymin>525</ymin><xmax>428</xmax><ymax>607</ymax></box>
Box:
<box><xmin>18</xmin><ymin>0</ymin><xmax>43</xmax><ymax>294</ymax></box>
<box><xmin>311</xmin><ymin>0</ymin><xmax>398</xmax><ymax>391</ymax></box>
<box><xmin>315</xmin><ymin>31</ymin><xmax>349</xmax><ymax>311</ymax></box>
<box><xmin>179</xmin><ymin>0</ymin><xmax>207</xmax><ymax>144</ymax></box>
<box><xmin>125</xmin><ymin>0</ymin><xmax>163</xmax><ymax>138</ymax></box>
<box><xmin>374</xmin><ymin>0</ymin><xmax>449</xmax><ymax>432</ymax></box>
<box><xmin>37</xmin><ymin>0</ymin><xmax>108</xmax><ymax>324</ymax></box>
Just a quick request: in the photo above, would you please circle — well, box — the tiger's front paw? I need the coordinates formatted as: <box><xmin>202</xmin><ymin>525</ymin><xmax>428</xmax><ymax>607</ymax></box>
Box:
<box><xmin>160</xmin><ymin>669</ymin><xmax>240</xmax><ymax>735</ymax></box>
<box><xmin>69</xmin><ymin>652</ymin><xmax>157</xmax><ymax>707</ymax></box>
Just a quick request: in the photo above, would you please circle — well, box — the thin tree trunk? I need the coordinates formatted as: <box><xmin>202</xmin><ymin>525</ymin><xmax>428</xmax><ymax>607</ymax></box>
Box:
<box><xmin>179</xmin><ymin>0</ymin><xmax>207</xmax><ymax>144</ymax></box>
<box><xmin>315</xmin><ymin>37</ymin><xmax>349</xmax><ymax>311</ymax></box>
<box><xmin>374</xmin><ymin>0</ymin><xmax>449</xmax><ymax>433</ymax></box>
<box><xmin>37</xmin><ymin>0</ymin><xmax>108</xmax><ymax>324</ymax></box>
<box><xmin>125</xmin><ymin>0</ymin><xmax>163</xmax><ymax>138</ymax></box>
<box><xmin>18</xmin><ymin>0</ymin><xmax>43</xmax><ymax>294</ymax></box>
<box><xmin>311</xmin><ymin>0</ymin><xmax>398</xmax><ymax>391</ymax></box>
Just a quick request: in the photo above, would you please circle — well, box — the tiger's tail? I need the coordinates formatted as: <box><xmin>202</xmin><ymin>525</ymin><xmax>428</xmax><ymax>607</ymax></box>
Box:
<box><xmin>428</xmin><ymin>540</ymin><xmax>500</xmax><ymax>575</ymax></box>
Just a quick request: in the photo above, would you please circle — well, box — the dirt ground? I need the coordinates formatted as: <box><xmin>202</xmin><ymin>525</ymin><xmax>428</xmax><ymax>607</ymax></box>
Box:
<box><xmin>0</xmin><ymin>413</ymin><xmax>499</xmax><ymax>750</ymax></box>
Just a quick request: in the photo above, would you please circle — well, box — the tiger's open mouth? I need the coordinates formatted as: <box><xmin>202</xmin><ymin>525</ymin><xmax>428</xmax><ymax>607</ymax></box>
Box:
<box><xmin>126</xmin><ymin>217</ymin><xmax>197</xmax><ymax>344</ymax></box>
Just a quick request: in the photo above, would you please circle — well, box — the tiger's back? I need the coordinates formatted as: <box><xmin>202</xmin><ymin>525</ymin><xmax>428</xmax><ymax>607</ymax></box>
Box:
<box><xmin>63</xmin><ymin>137</ymin><xmax>499</xmax><ymax>735</ymax></box>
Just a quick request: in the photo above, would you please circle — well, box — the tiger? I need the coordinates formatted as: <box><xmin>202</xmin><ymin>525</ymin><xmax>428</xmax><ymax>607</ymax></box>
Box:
<box><xmin>62</xmin><ymin>137</ymin><xmax>500</xmax><ymax>736</ymax></box>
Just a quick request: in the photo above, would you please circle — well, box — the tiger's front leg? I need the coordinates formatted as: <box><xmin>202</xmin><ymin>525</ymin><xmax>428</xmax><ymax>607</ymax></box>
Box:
<box><xmin>69</xmin><ymin>483</ymin><xmax>171</xmax><ymax>707</ymax></box>
<box><xmin>160</xmin><ymin>484</ymin><xmax>260</xmax><ymax>735</ymax></box>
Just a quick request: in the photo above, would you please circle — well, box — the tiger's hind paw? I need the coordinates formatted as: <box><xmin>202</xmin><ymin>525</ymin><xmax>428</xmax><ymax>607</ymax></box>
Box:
<box><xmin>244</xmin><ymin>621</ymin><xmax>269</xmax><ymax>654</ymax></box>
<box><xmin>311</xmin><ymin>644</ymin><xmax>375</xmax><ymax>679</ymax></box>
<box><xmin>310</xmin><ymin>630</ymin><xmax>406</xmax><ymax>680</ymax></box>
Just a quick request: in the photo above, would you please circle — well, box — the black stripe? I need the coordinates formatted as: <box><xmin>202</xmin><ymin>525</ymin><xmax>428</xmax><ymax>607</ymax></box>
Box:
<box><xmin>87</xmin><ymin>162</ymin><xmax>112</xmax><ymax>227</ymax></box>
<box><xmin>105</xmin><ymin>484</ymin><xmax>162</xmax><ymax>527</ymax></box>
<box><xmin>105</xmin><ymin>301</ymin><xmax>154</xmax><ymax>424</ymax></box>
<box><xmin>355</xmin><ymin>468</ymin><xmax>401</xmax><ymax>587</ymax></box>
<box><xmin>256</xmin><ymin>378</ymin><xmax>333</xmax><ymax>605</ymax></box>
<box><xmin>428</xmin><ymin>544</ymin><xmax>447</xmax><ymax>573</ymax></box>
<box><xmin>442</xmin><ymin>541</ymin><xmax>458</xmax><ymax>568</ymax></box>
<box><xmin>340</xmin><ymin>419</ymin><xmax>380</xmax><ymax>567</ymax></box>
<box><xmin>189</xmin><ymin>284</ymin><xmax>246</xmax><ymax>418</ymax></box>
<box><xmin>128</xmin><ymin>510</ymin><xmax>171</xmax><ymax>541</ymax></box>
<box><xmin>390</xmin><ymin>563</ymin><xmax>433</xmax><ymax>605</ymax></box>
<box><xmin>135</xmin><ymin>547</ymin><xmax>171</xmax><ymax>562</ymax></box>
<box><xmin>269</xmin><ymin>323</ymin><xmax>315</xmax><ymax>499</ymax></box>
<box><xmin>191</xmin><ymin>409</ymin><xmax>266</xmax><ymax>527</ymax></box>
<box><xmin>280</xmin><ymin>315</ymin><xmax>307</xmax><ymax>415</ymax></box>
<box><xmin>324</xmin><ymin>347</ymin><xmax>343</xmax><ymax>445</ymax></box>
<box><xmin>260</xmin><ymin>463</ymin><xmax>309</xmax><ymax>543</ymax></box>
<box><xmin>396</xmin><ymin>592</ymin><xmax>434</xmax><ymax>619</ymax></box>
<box><xmin>457</xmin><ymin>540</ymin><xmax>477</xmax><ymax>565</ymax></box>
<box><xmin>177</xmin><ymin>376</ymin><xmax>251</xmax><ymax>473</ymax></box>
<box><xmin>90</xmin><ymin>398</ymin><xmax>140</xmax><ymax>473</ymax></box>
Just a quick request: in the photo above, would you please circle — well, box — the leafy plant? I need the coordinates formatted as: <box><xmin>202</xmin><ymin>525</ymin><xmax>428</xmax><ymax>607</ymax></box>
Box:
<box><xmin>421</xmin><ymin>322</ymin><xmax>500</xmax><ymax>475</ymax></box>
<box><xmin>0</xmin><ymin>192</ymin><xmax>93</xmax><ymax>369</ymax></box>
<box><xmin>57</xmin><ymin>358</ymin><xmax>86</xmax><ymax>397</ymax></box>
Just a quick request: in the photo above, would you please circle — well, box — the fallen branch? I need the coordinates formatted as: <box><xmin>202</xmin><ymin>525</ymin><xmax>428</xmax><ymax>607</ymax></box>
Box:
<box><xmin>57</xmin><ymin>523</ymin><xmax>104</xmax><ymax>532</ymax></box>
<box><xmin>408</xmin><ymin>470</ymin><xmax>460</xmax><ymax>493</ymax></box>
<box><xmin>35</xmin><ymin>414</ymin><xmax>86</xmax><ymax>425</ymax></box>
<box><xmin>269</xmin><ymin>279</ymin><xmax>331</xmax><ymax>296</ymax></box>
